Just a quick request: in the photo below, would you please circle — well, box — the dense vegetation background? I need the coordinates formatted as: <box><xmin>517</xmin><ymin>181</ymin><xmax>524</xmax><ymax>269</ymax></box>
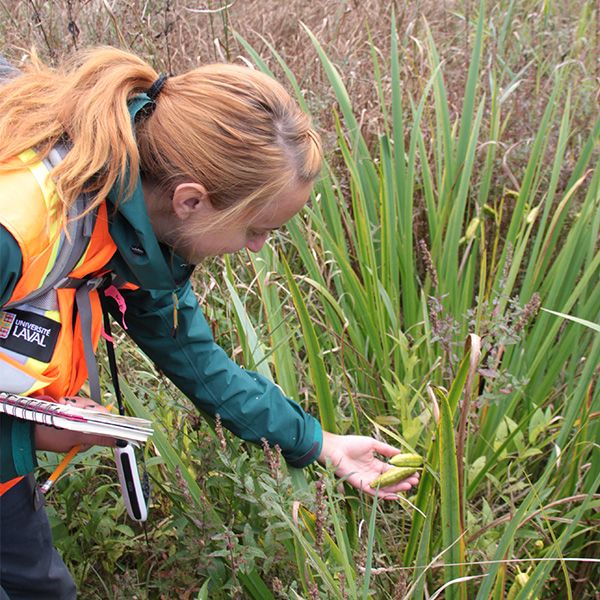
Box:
<box><xmin>1</xmin><ymin>1</ymin><xmax>598</xmax><ymax>598</ymax></box>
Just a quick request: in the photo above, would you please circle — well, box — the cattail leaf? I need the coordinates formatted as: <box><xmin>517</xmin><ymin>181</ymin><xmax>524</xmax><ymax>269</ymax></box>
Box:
<box><xmin>541</xmin><ymin>308</ymin><xmax>600</xmax><ymax>333</ymax></box>
<box><xmin>237</xmin><ymin>571</ymin><xmax>277</xmax><ymax>600</ymax></box>
<box><xmin>282</xmin><ymin>256</ymin><xmax>337</xmax><ymax>433</ymax></box>
<box><xmin>224</xmin><ymin>261</ymin><xmax>271</xmax><ymax>379</ymax></box>
<box><xmin>438</xmin><ymin>391</ymin><xmax>466</xmax><ymax>600</ymax></box>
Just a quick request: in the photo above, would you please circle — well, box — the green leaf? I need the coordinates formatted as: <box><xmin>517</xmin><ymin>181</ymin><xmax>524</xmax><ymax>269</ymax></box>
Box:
<box><xmin>541</xmin><ymin>308</ymin><xmax>600</xmax><ymax>332</ymax></box>
<box><xmin>224</xmin><ymin>260</ymin><xmax>272</xmax><ymax>379</ymax></box>
<box><xmin>438</xmin><ymin>392</ymin><xmax>466</xmax><ymax>600</ymax></box>
<box><xmin>238</xmin><ymin>571</ymin><xmax>276</xmax><ymax>600</ymax></box>
<box><xmin>281</xmin><ymin>256</ymin><xmax>337</xmax><ymax>433</ymax></box>
<box><xmin>196</xmin><ymin>580</ymin><xmax>210</xmax><ymax>600</ymax></box>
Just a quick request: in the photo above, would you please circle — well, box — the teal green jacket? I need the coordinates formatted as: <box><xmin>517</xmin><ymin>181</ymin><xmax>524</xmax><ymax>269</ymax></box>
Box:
<box><xmin>0</xmin><ymin>107</ymin><xmax>322</xmax><ymax>481</ymax></box>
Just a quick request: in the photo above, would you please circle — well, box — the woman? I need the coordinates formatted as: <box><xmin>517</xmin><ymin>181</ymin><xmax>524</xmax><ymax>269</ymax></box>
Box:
<box><xmin>0</xmin><ymin>48</ymin><xmax>418</xmax><ymax>598</ymax></box>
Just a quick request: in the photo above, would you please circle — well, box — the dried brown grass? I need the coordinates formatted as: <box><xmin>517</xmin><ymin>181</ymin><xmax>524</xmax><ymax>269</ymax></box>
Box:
<box><xmin>0</xmin><ymin>0</ymin><xmax>597</xmax><ymax>158</ymax></box>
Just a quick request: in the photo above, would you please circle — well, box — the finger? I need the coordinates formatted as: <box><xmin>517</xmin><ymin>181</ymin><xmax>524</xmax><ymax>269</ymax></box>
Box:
<box><xmin>61</xmin><ymin>396</ymin><xmax>81</xmax><ymax>404</ymax></box>
<box><xmin>407</xmin><ymin>473</ymin><xmax>420</xmax><ymax>485</ymax></box>
<box><xmin>85</xmin><ymin>404</ymin><xmax>110</xmax><ymax>412</ymax></box>
<box><xmin>81</xmin><ymin>439</ymin><xmax>115</xmax><ymax>450</ymax></box>
<box><xmin>370</xmin><ymin>440</ymin><xmax>403</xmax><ymax>458</ymax></box>
<box><xmin>88</xmin><ymin>435</ymin><xmax>117</xmax><ymax>448</ymax></box>
<box><xmin>71</xmin><ymin>430</ymin><xmax>117</xmax><ymax>448</ymax></box>
<box><xmin>377</xmin><ymin>477</ymin><xmax>420</xmax><ymax>494</ymax></box>
<box><xmin>346</xmin><ymin>473</ymin><xmax>380</xmax><ymax>497</ymax></box>
<box><xmin>60</xmin><ymin>396</ymin><xmax>110</xmax><ymax>412</ymax></box>
<box><xmin>357</xmin><ymin>480</ymin><xmax>411</xmax><ymax>501</ymax></box>
<box><xmin>61</xmin><ymin>396</ymin><xmax>90</xmax><ymax>409</ymax></box>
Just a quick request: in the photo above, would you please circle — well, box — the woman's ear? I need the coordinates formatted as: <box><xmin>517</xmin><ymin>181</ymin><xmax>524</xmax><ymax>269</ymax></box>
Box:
<box><xmin>171</xmin><ymin>182</ymin><xmax>211</xmax><ymax>220</ymax></box>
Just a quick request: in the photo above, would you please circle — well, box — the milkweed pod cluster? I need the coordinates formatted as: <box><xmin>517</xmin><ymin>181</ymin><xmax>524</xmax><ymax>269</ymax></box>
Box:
<box><xmin>369</xmin><ymin>453</ymin><xmax>423</xmax><ymax>489</ymax></box>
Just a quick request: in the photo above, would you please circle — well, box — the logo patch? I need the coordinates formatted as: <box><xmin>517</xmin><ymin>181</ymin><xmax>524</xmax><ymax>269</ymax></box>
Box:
<box><xmin>0</xmin><ymin>308</ymin><xmax>60</xmax><ymax>363</ymax></box>
<box><xmin>0</xmin><ymin>311</ymin><xmax>16</xmax><ymax>339</ymax></box>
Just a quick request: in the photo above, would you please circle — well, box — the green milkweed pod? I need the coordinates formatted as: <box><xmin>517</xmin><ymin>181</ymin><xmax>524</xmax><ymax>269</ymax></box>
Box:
<box><xmin>506</xmin><ymin>571</ymin><xmax>537</xmax><ymax>600</ymax></box>
<box><xmin>369</xmin><ymin>467</ymin><xmax>419</xmax><ymax>489</ymax></box>
<box><xmin>389</xmin><ymin>453</ymin><xmax>423</xmax><ymax>467</ymax></box>
<box><xmin>515</xmin><ymin>573</ymin><xmax>530</xmax><ymax>587</ymax></box>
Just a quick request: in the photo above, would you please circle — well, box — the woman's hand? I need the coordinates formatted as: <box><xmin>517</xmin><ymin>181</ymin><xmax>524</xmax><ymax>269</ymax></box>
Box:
<box><xmin>34</xmin><ymin>396</ymin><xmax>117</xmax><ymax>453</ymax></box>
<box><xmin>318</xmin><ymin>431</ymin><xmax>420</xmax><ymax>500</ymax></box>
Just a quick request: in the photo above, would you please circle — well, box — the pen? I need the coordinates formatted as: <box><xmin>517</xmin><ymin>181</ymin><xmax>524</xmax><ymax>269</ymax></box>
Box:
<box><xmin>40</xmin><ymin>444</ymin><xmax>82</xmax><ymax>495</ymax></box>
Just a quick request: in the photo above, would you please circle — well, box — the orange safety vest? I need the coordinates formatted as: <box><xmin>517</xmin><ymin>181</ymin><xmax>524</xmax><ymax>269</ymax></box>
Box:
<box><xmin>0</xmin><ymin>148</ymin><xmax>118</xmax><ymax>493</ymax></box>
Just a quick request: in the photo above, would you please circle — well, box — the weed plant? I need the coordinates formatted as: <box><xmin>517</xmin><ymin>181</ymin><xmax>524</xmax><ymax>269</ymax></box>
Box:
<box><xmin>6</xmin><ymin>0</ymin><xmax>599</xmax><ymax>598</ymax></box>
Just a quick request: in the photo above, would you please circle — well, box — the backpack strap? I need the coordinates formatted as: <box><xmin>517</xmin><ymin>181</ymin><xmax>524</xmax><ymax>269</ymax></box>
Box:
<box><xmin>75</xmin><ymin>277</ymin><xmax>110</xmax><ymax>404</ymax></box>
<box><xmin>59</xmin><ymin>273</ymin><xmax>115</xmax><ymax>404</ymax></box>
<box><xmin>4</xmin><ymin>142</ymin><xmax>98</xmax><ymax>309</ymax></box>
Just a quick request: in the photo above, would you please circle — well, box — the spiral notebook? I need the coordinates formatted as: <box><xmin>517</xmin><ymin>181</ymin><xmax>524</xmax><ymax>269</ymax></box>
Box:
<box><xmin>0</xmin><ymin>392</ymin><xmax>153</xmax><ymax>443</ymax></box>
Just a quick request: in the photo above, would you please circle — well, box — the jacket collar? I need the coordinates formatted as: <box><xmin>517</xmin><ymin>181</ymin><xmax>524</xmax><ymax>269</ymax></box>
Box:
<box><xmin>105</xmin><ymin>94</ymin><xmax>194</xmax><ymax>290</ymax></box>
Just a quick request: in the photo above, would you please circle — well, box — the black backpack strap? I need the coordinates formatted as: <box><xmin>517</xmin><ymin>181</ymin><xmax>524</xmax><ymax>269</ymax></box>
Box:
<box><xmin>100</xmin><ymin>293</ymin><xmax>124</xmax><ymax>416</ymax></box>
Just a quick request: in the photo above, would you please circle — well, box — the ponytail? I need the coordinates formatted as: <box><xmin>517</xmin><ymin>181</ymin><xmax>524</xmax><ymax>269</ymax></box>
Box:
<box><xmin>0</xmin><ymin>47</ymin><xmax>157</xmax><ymax>218</ymax></box>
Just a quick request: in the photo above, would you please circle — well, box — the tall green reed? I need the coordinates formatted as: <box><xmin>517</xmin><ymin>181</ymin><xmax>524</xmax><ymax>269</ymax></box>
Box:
<box><xmin>230</xmin><ymin>2</ymin><xmax>599</xmax><ymax>596</ymax></box>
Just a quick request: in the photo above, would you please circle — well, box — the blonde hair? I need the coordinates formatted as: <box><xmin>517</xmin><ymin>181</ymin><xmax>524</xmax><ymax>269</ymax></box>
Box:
<box><xmin>0</xmin><ymin>47</ymin><xmax>322</xmax><ymax>229</ymax></box>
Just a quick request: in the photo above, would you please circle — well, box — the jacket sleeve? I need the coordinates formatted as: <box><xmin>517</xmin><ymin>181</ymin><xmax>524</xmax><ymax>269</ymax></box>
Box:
<box><xmin>0</xmin><ymin>224</ymin><xmax>37</xmax><ymax>482</ymax></box>
<box><xmin>112</xmin><ymin>281</ymin><xmax>323</xmax><ymax>467</ymax></box>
